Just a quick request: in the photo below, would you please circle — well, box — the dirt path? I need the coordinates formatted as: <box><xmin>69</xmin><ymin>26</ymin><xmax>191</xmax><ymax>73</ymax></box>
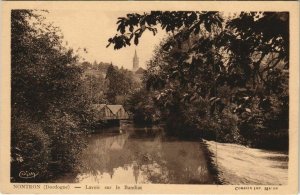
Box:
<box><xmin>204</xmin><ymin>140</ymin><xmax>288</xmax><ymax>185</ymax></box>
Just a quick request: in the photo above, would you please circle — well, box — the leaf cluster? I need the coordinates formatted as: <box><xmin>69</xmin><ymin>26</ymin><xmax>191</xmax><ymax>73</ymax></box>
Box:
<box><xmin>107</xmin><ymin>11</ymin><xmax>223</xmax><ymax>49</ymax></box>
<box><xmin>109</xmin><ymin>11</ymin><xmax>289</xmax><ymax>149</ymax></box>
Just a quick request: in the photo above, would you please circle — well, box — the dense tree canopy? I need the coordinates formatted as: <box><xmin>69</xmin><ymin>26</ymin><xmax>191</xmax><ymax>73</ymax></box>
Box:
<box><xmin>105</xmin><ymin>64</ymin><xmax>139</xmax><ymax>104</ymax></box>
<box><xmin>111</xmin><ymin>11</ymin><xmax>289</xmax><ymax>149</ymax></box>
<box><xmin>11</xmin><ymin>10</ymin><xmax>90</xmax><ymax>181</ymax></box>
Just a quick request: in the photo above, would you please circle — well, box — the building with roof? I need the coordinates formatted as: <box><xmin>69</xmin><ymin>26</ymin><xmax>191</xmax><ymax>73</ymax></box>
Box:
<box><xmin>91</xmin><ymin>104</ymin><xmax>115</xmax><ymax>120</ymax></box>
<box><xmin>135</xmin><ymin>67</ymin><xmax>145</xmax><ymax>75</ymax></box>
<box><xmin>106</xmin><ymin>105</ymin><xmax>129</xmax><ymax>120</ymax></box>
<box><xmin>91</xmin><ymin>104</ymin><xmax>129</xmax><ymax>121</ymax></box>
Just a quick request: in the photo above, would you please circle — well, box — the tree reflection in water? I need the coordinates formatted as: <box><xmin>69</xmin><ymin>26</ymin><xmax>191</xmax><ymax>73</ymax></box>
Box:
<box><xmin>56</xmin><ymin>122</ymin><xmax>214</xmax><ymax>184</ymax></box>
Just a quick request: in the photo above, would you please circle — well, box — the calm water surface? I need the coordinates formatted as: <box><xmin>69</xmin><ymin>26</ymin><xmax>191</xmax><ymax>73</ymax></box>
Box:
<box><xmin>55</xmin><ymin>121</ymin><xmax>214</xmax><ymax>184</ymax></box>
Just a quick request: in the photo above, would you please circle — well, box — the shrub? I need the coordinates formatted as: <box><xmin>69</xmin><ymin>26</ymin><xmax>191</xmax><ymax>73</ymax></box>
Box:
<box><xmin>11</xmin><ymin>116</ymin><xmax>50</xmax><ymax>182</ymax></box>
<box><xmin>238</xmin><ymin>94</ymin><xmax>288</xmax><ymax>150</ymax></box>
<box><xmin>126</xmin><ymin>89</ymin><xmax>161</xmax><ymax>126</ymax></box>
<box><xmin>195</xmin><ymin>108</ymin><xmax>242</xmax><ymax>144</ymax></box>
<box><xmin>43</xmin><ymin>111</ymin><xmax>87</xmax><ymax>175</ymax></box>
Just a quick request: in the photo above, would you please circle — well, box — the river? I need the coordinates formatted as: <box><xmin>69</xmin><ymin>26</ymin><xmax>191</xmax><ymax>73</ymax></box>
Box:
<box><xmin>54</xmin><ymin>121</ymin><xmax>214</xmax><ymax>184</ymax></box>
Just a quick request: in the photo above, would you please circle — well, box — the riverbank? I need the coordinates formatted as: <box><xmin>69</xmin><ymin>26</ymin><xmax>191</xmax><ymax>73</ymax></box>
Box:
<box><xmin>203</xmin><ymin>140</ymin><xmax>288</xmax><ymax>185</ymax></box>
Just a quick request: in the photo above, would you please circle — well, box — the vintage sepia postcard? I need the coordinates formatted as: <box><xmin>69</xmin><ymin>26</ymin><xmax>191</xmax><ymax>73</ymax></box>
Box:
<box><xmin>0</xmin><ymin>1</ymin><xmax>299</xmax><ymax>194</ymax></box>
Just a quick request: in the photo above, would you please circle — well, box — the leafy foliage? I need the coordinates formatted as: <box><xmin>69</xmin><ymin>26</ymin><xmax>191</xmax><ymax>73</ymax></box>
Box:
<box><xmin>108</xmin><ymin>11</ymin><xmax>289</xmax><ymax>150</ymax></box>
<box><xmin>107</xmin><ymin>11</ymin><xmax>223</xmax><ymax>49</ymax></box>
<box><xmin>11</xmin><ymin>10</ymin><xmax>90</xmax><ymax>182</ymax></box>
<box><xmin>105</xmin><ymin>64</ymin><xmax>139</xmax><ymax>104</ymax></box>
<box><xmin>11</xmin><ymin>115</ymin><xmax>50</xmax><ymax>182</ymax></box>
<box><xmin>126</xmin><ymin>88</ymin><xmax>161</xmax><ymax>125</ymax></box>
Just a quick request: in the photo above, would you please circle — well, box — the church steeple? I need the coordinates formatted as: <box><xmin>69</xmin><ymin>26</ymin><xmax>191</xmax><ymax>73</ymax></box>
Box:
<box><xmin>133</xmin><ymin>49</ymin><xmax>139</xmax><ymax>71</ymax></box>
<box><xmin>134</xmin><ymin>50</ymin><xmax>137</xmax><ymax>57</ymax></box>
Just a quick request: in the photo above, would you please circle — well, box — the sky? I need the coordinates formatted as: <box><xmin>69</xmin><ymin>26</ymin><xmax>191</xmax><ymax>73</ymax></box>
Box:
<box><xmin>44</xmin><ymin>10</ymin><xmax>167</xmax><ymax>70</ymax></box>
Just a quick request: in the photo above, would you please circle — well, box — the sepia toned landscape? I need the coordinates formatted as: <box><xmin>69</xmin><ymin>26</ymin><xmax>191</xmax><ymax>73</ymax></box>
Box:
<box><xmin>10</xmin><ymin>10</ymin><xmax>289</xmax><ymax>185</ymax></box>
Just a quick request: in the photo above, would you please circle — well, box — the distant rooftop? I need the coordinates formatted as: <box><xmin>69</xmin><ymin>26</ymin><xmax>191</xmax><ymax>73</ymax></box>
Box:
<box><xmin>135</xmin><ymin>67</ymin><xmax>145</xmax><ymax>74</ymax></box>
<box><xmin>106</xmin><ymin>105</ymin><xmax>123</xmax><ymax>114</ymax></box>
